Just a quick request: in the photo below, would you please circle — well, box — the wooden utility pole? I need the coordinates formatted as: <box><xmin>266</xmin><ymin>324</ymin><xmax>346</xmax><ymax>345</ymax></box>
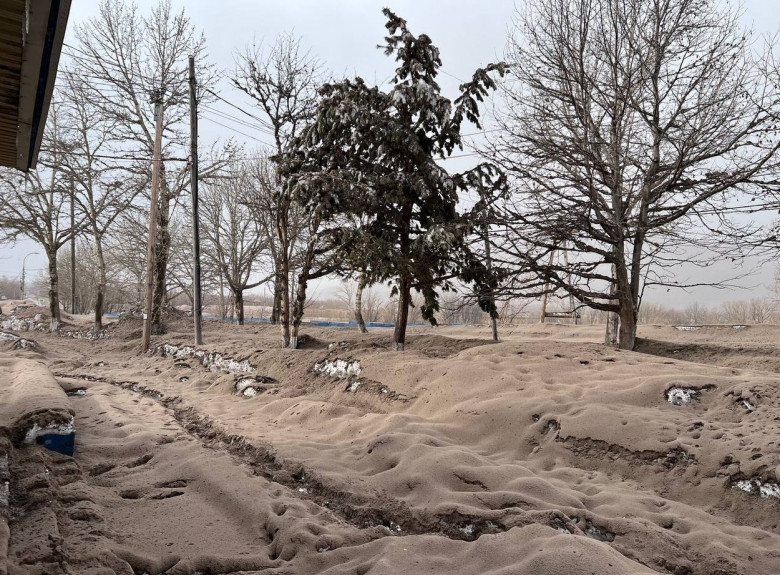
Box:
<box><xmin>70</xmin><ymin>177</ymin><xmax>76</xmax><ymax>314</ymax></box>
<box><xmin>142</xmin><ymin>91</ymin><xmax>164</xmax><ymax>352</ymax></box>
<box><xmin>189</xmin><ymin>55</ymin><xmax>203</xmax><ymax>345</ymax></box>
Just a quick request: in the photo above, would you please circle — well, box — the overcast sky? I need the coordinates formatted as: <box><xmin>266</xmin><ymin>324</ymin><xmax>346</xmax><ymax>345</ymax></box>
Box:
<box><xmin>2</xmin><ymin>0</ymin><xmax>779</xmax><ymax>307</ymax></box>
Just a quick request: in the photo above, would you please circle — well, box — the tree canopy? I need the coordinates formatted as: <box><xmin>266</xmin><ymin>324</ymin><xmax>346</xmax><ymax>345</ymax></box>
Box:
<box><xmin>281</xmin><ymin>9</ymin><xmax>506</xmax><ymax>349</ymax></box>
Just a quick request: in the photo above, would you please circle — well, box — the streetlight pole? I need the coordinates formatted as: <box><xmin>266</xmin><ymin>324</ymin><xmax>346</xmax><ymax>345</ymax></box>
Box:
<box><xmin>21</xmin><ymin>251</ymin><xmax>40</xmax><ymax>300</ymax></box>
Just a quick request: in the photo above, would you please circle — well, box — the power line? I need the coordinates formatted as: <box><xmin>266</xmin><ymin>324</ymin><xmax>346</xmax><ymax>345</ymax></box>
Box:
<box><xmin>440</xmin><ymin>70</ymin><xmax>466</xmax><ymax>83</ymax></box>
<box><xmin>38</xmin><ymin>147</ymin><xmax>187</xmax><ymax>163</ymax></box>
<box><xmin>461</xmin><ymin>127</ymin><xmax>505</xmax><ymax>138</ymax></box>
<box><xmin>200</xmin><ymin>105</ymin><xmax>277</xmax><ymax>137</ymax></box>
<box><xmin>202</xmin><ymin>88</ymin><xmax>276</xmax><ymax>133</ymax></box>
<box><xmin>200</xmin><ymin>115</ymin><xmax>275</xmax><ymax>147</ymax></box>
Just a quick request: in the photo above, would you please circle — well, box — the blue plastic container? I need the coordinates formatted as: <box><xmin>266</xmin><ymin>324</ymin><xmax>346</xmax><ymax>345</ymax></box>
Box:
<box><xmin>36</xmin><ymin>432</ymin><xmax>75</xmax><ymax>456</ymax></box>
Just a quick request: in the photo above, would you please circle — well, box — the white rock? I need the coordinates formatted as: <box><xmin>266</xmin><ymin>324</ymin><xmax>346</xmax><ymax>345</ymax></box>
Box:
<box><xmin>314</xmin><ymin>359</ymin><xmax>362</xmax><ymax>378</ymax></box>
<box><xmin>666</xmin><ymin>387</ymin><xmax>698</xmax><ymax>405</ymax></box>
<box><xmin>760</xmin><ymin>482</ymin><xmax>780</xmax><ymax>499</ymax></box>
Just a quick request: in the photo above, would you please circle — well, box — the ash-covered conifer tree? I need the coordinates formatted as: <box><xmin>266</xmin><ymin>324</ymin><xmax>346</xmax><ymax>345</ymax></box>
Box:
<box><xmin>281</xmin><ymin>9</ymin><xmax>505</xmax><ymax>350</ymax></box>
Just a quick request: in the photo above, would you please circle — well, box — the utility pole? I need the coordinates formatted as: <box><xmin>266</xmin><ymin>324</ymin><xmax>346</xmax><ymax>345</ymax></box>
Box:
<box><xmin>70</xmin><ymin>177</ymin><xmax>76</xmax><ymax>314</ymax></box>
<box><xmin>189</xmin><ymin>55</ymin><xmax>203</xmax><ymax>345</ymax></box>
<box><xmin>142</xmin><ymin>90</ymin><xmax>164</xmax><ymax>353</ymax></box>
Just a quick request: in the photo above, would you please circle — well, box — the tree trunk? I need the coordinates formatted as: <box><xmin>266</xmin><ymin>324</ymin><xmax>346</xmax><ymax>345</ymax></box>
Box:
<box><xmin>605</xmin><ymin>311</ymin><xmax>619</xmax><ymax>346</ymax></box>
<box><xmin>355</xmin><ymin>273</ymin><xmax>368</xmax><ymax>333</ymax></box>
<box><xmin>270</xmin><ymin>261</ymin><xmax>281</xmax><ymax>324</ymax></box>
<box><xmin>482</xmin><ymin>218</ymin><xmax>498</xmax><ymax>342</ymax></box>
<box><xmin>290</xmin><ymin>275</ymin><xmax>305</xmax><ymax>350</ymax></box>
<box><xmin>235</xmin><ymin>288</ymin><xmax>244</xmax><ymax>326</ymax></box>
<box><xmin>290</xmin><ymin>232</ymin><xmax>319</xmax><ymax>349</ymax></box>
<box><xmin>605</xmin><ymin>264</ymin><xmax>619</xmax><ymax>346</ymax></box>
<box><xmin>618</xmin><ymin>298</ymin><xmax>637</xmax><ymax>350</ymax></box>
<box><xmin>278</xmin><ymin>216</ymin><xmax>291</xmax><ymax>347</ymax></box>
<box><xmin>218</xmin><ymin>273</ymin><xmax>226</xmax><ymax>320</ymax></box>
<box><xmin>612</xmin><ymin>255</ymin><xmax>637</xmax><ymax>350</ymax></box>
<box><xmin>152</xmin><ymin>187</ymin><xmax>171</xmax><ymax>335</ymax></box>
<box><xmin>94</xmin><ymin>237</ymin><xmax>106</xmax><ymax>331</ymax></box>
<box><xmin>393</xmin><ymin>278</ymin><xmax>411</xmax><ymax>351</ymax></box>
<box><xmin>393</xmin><ymin>203</ymin><xmax>413</xmax><ymax>351</ymax></box>
<box><xmin>47</xmin><ymin>249</ymin><xmax>61</xmax><ymax>332</ymax></box>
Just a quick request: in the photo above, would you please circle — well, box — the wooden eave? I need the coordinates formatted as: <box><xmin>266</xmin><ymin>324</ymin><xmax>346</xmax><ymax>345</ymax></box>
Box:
<box><xmin>0</xmin><ymin>0</ymin><xmax>71</xmax><ymax>172</ymax></box>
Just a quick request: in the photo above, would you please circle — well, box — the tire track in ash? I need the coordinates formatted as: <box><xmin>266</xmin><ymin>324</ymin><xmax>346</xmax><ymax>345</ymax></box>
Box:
<box><xmin>53</xmin><ymin>373</ymin><xmax>384</xmax><ymax>573</ymax></box>
<box><xmin>56</xmin><ymin>371</ymin><xmax>581</xmax><ymax>544</ymax></box>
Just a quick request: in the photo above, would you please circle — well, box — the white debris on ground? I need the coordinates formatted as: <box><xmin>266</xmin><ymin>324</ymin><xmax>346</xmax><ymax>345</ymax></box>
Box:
<box><xmin>234</xmin><ymin>376</ymin><xmax>276</xmax><ymax>398</ymax></box>
<box><xmin>314</xmin><ymin>359</ymin><xmax>362</xmax><ymax>378</ymax></box>
<box><xmin>235</xmin><ymin>378</ymin><xmax>256</xmax><ymax>393</ymax></box>
<box><xmin>13</xmin><ymin>338</ymin><xmax>36</xmax><ymax>349</ymax></box>
<box><xmin>58</xmin><ymin>327</ymin><xmax>110</xmax><ymax>340</ymax></box>
<box><xmin>0</xmin><ymin>314</ymin><xmax>47</xmax><ymax>332</ymax></box>
<box><xmin>674</xmin><ymin>326</ymin><xmax>701</xmax><ymax>331</ymax></box>
<box><xmin>732</xmin><ymin>479</ymin><xmax>780</xmax><ymax>499</ymax></box>
<box><xmin>738</xmin><ymin>399</ymin><xmax>756</xmax><ymax>411</ymax></box>
<box><xmin>23</xmin><ymin>417</ymin><xmax>75</xmax><ymax>445</ymax></box>
<box><xmin>347</xmin><ymin>380</ymin><xmax>361</xmax><ymax>393</ymax></box>
<box><xmin>158</xmin><ymin>344</ymin><xmax>254</xmax><ymax>374</ymax></box>
<box><xmin>583</xmin><ymin>520</ymin><xmax>615</xmax><ymax>542</ymax></box>
<box><xmin>666</xmin><ymin>387</ymin><xmax>699</xmax><ymax>405</ymax></box>
<box><xmin>1</xmin><ymin>316</ymin><xmax>109</xmax><ymax>341</ymax></box>
<box><xmin>0</xmin><ymin>330</ymin><xmax>37</xmax><ymax>349</ymax></box>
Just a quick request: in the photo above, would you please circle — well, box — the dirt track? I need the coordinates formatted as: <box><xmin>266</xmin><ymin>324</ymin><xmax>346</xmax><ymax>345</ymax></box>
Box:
<box><xmin>2</xmin><ymin>311</ymin><xmax>780</xmax><ymax>574</ymax></box>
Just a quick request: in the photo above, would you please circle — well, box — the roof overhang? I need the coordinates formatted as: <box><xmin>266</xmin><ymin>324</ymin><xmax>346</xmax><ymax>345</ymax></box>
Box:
<box><xmin>0</xmin><ymin>0</ymin><xmax>71</xmax><ymax>172</ymax></box>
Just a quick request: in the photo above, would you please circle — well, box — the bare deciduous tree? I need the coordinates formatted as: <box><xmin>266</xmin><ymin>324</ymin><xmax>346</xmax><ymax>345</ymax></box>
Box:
<box><xmin>489</xmin><ymin>0</ymin><xmax>780</xmax><ymax>349</ymax></box>
<box><xmin>232</xmin><ymin>33</ymin><xmax>323</xmax><ymax>346</ymax></box>
<box><xmin>0</xmin><ymin>109</ymin><xmax>81</xmax><ymax>330</ymax></box>
<box><xmin>338</xmin><ymin>275</ymin><xmax>382</xmax><ymax>332</ymax></box>
<box><xmin>57</xmin><ymin>72</ymin><xmax>139</xmax><ymax>330</ymax></box>
<box><xmin>71</xmin><ymin>0</ymin><xmax>221</xmax><ymax>333</ymax></box>
<box><xmin>201</xmin><ymin>165</ymin><xmax>270</xmax><ymax>325</ymax></box>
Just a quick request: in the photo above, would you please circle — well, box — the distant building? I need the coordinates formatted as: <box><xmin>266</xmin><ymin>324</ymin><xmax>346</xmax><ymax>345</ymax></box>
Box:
<box><xmin>0</xmin><ymin>0</ymin><xmax>71</xmax><ymax>171</ymax></box>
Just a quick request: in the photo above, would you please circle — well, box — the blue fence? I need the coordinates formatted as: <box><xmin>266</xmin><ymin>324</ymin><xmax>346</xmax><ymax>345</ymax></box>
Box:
<box><xmin>106</xmin><ymin>312</ymin><xmax>444</xmax><ymax>329</ymax></box>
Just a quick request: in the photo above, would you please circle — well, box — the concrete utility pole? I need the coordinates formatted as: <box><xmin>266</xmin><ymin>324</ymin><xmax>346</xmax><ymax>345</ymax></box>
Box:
<box><xmin>189</xmin><ymin>55</ymin><xmax>203</xmax><ymax>345</ymax></box>
<box><xmin>142</xmin><ymin>90</ymin><xmax>164</xmax><ymax>353</ymax></box>
<box><xmin>70</xmin><ymin>177</ymin><xmax>76</xmax><ymax>314</ymax></box>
